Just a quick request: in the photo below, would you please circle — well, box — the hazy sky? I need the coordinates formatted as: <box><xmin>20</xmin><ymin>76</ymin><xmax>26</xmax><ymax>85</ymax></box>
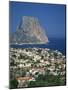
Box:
<box><xmin>9</xmin><ymin>1</ymin><xmax>66</xmax><ymax>39</ymax></box>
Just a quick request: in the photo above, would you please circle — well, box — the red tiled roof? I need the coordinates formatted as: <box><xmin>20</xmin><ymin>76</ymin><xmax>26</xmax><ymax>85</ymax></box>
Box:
<box><xmin>16</xmin><ymin>77</ymin><xmax>33</xmax><ymax>80</ymax></box>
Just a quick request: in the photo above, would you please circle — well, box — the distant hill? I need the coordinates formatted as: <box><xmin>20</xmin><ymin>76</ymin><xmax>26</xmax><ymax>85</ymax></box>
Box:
<box><xmin>10</xmin><ymin>16</ymin><xmax>49</xmax><ymax>44</ymax></box>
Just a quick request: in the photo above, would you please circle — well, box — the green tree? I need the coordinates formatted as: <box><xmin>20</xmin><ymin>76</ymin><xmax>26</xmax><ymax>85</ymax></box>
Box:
<box><xmin>22</xmin><ymin>70</ymin><xmax>26</xmax><ymax>77</ymax></box>
<box><xmin>10</xmin><ymin>78</ymin><xmax>18</xmax><ymax>89</ymax></box>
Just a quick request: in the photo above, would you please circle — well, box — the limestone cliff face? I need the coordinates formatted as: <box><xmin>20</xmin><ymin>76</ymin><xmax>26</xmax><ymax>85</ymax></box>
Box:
<box><xmin>10</xmin><ymin>16</ymin><xmax>49</xmax><ymax>44</ymax></box>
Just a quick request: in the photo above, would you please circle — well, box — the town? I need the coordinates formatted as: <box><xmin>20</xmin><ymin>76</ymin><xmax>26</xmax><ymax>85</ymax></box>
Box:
<box><xmin>10</xmin><ymin>48</ymin><xmax>66</xmax><ymax>88</ymax></box>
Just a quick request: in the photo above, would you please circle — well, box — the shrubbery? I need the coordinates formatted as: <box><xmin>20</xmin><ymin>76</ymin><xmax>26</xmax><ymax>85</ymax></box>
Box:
<box><xmin>28</xmin><ymin>74</ymin><xmax>65</xmax><ymax>87</ymax></box>
<box><xmin>10</xmin><ymin>78</ymin><xmax>18</xmax><ymax>89</ymax></box>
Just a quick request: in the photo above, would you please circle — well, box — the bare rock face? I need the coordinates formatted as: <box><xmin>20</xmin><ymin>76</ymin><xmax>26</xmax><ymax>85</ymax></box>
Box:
<box><xmin>10</xmin><ymin>16</ymin><xmax>49</xmax><ymax>44</ymax></box>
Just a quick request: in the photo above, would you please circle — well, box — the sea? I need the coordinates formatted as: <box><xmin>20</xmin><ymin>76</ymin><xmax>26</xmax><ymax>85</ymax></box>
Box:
<box><xmin>10</xmin><ymin>38</ymin><xmax>66</xmax><ymax>55</ymax></box>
